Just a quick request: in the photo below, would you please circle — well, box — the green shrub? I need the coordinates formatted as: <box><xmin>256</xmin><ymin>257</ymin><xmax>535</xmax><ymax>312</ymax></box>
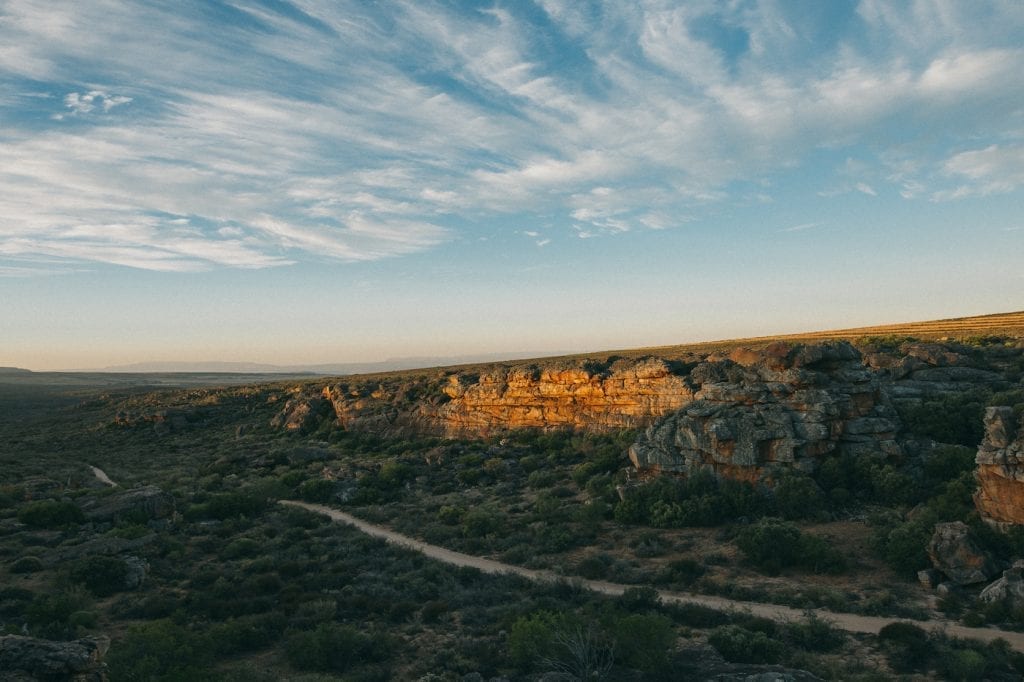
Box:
<box><xmin>508</xmin><ymin>611</ymin><xmax>564</xmax><ymax>669</ymax></box>
<box><xmin>17</xmin><ymin>499</ymin><xmax>83</xmax><ymax>528</ymax></box>
<box><xmin>877</xmin><ymin>621</ymin><xmax>934</xmax><ymax>673</ymax></box>
<box><xmin>773</xmin><ymin>473</ymin><xmax>827</xmax><ymax>520</ymax></box>
<box><xmin>436</xmin><ymin>505</ymin><xmax>464</xmax><ymax>525</ymax></box>
<box><xmin>611</xmin><ymin>613</ymin><xmax>675</xmax><ymax>672</ymax></box>
<box><xmin>285</xmin><ymin>623</ymin><xmax>388</xmax><ymax>673</ymax></box>
<box><xmin>575</xmin><ymin>554</ymin><xmax>610</xmax><ymax>579</ymax></box>
<box><xmin>785</xmin><ymin>613</ymin><xmax>845</xmax><ymax>652</ymax></box>
<box><xmin>70</xmin><ymin>556</ymin><xmax>131</xmax><ymax>597</ymax></box>
<box><xmin>461</xmin><ymin>509</ymin><xmax>500</xmax><ymax>538</ymax></box>
<box><xmin>615</xmin><ymin>586</ymin><xmax>660</xmax><ymax>612</ymax></box>
<box><xmin>735</xmin><ymin>518</ymin><xmax>846</xmax><ymax>574</ymax></box>
<box><xmin>26</xmin><ymin>589</ymin><xmax>92</xmax><ymax>639</ymax></box>
<box><xmin>106</xmin><ymin>619</ymin><xmax>213</xmax><ymax>680</ymax></box>
<box><xmin>297</xmin><ymin>478</ymin><xmax>336</xmax><ymax>503</ymax></box>
<box><xmin>222</xmin><ymin>537</ymin><xmax>261</xmax><ymax>559</ymax></box>
<box><xmin>708</xmin><ymin>624</ymin><xmax>783</xmax><ymax>664</ymax></box>
<box><xmin>897</xmin><ymin>390</ymin><xmax>987</xmax><ymax>447</ymax></box>
<box><xmin>10</xmin><ymin>555</ymin><xmax>44</xmax><ymax>574</ymax></box>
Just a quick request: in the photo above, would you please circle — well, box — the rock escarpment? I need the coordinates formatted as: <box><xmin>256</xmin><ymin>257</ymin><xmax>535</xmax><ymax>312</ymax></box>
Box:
<box><xmin>0</xmin><ymin>635</ymin><xmax>109</xmax><ymax>681</ymax></box>
<box><xmin>318</xmin><ymin>359</ymin><xmax>695</xmax><ymax>437</ymax></box>
<box><xmin>974</xmin><ymin>406</ymin><xmax>1024</xmax><ymax>525</ymax></box>
<box><xmin>628</xmin><ymin>342</ymin><xmax>901</xmax><ymax>482</ymax></box>
<box><xmin>435</xmin><ymin>360</ymin><xmax>694</xmax><ymax>436</ymax></box>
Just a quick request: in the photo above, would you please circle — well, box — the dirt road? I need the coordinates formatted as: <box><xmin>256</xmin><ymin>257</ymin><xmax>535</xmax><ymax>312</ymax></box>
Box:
<box><xmin>280</xmin><ymin>500</ymin><xmax>1024</xmax><ymax>652</ymax></box>
<box><xmin>89</xmin><ymin>465</ymin><xmax>116</xmax><ymax>487</ymax></box>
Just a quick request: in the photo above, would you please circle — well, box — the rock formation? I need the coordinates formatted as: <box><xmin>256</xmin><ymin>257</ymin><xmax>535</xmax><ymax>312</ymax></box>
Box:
<box><xmin>974</xmin><ymin>406</ymin><xmax>1024</xmax><ymax>525</ymax></box>
<box><xmin>78</xmin><ymin>485</ymin><xmax>175</xmax><ymax>524</ymax></box>
<box><xmin>317</xmin><ymin>358</ymin><xmax>695</xmax><ymax>437</ymax></box>
<box><xmin>267</xmin><ymin>338</ymin><xmax>1022</xmax><ymax>489</ymax></box>
<box><xmin>270</xmin><ymin>395</ymin><xmax>326</xmax><ymax>432</ymax></box>
<box><xmin>926</xmin><ymin>521</ymin><xmax>1001</xmax><ymax>585</ymax></box>
<box><xmin>980</xmin><ymin>560</ymin><xmax>1024</xmax><ymax>609</ymax></box>
<box><xmin>0</xmin><ymin>635</ymin><xmax>109</xmax><ymax>681</ymax></box>
<box><xmin>628</xmin><ymin>342</ymin><xmax>901</xmax><ymax>481</ymax></box>
<box><xmin>435</xmin><ymin>360</ymin><xmax>694</xmax><ymax>436</ymax></box>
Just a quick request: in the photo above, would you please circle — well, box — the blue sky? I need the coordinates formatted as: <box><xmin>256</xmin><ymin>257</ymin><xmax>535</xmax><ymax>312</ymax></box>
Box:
<box><xmin>1</xmin><ymin>1</ymin><xmax>1023</xmax><ymax>370</ymax></box>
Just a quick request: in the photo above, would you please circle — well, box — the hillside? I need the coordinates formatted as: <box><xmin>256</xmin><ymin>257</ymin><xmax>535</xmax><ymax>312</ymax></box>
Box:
<box><xmin>2</xmin><ymin>311</ymin><xmax>1024</xmax><ymax>680</ymax></box>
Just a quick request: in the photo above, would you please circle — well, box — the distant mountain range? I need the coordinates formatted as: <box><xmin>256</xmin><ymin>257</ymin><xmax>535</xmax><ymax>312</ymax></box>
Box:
<box><xmin>94</xmin><ymin>351</ymin><xmax>570</xmax><ymax>376</ymax></box>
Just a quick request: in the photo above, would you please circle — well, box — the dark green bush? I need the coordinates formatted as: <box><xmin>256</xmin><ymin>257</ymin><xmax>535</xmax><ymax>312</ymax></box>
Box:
<box><xmin>708</xmin><ymin>624</ymin><xmax>783</xmax><ymax>664</ymax></box>
<box><xmin>10</xmin><ymin>555</ymin><xmax>44</xmax><ymax>574</ymax></box>
<box><xmin>877</xmin><ymin>621</ymin><xmax>934</xmax><ymax>673</ymax></box>
<box><xmin>785</xmin><ymin>613</ymin><xmax>845</xmax><ymax>652</ymax></box>
<box><xmin>611</xmin><ymin>613</ymin><xmax>675</xmax><ymax>672</ymax></box>
<box><xmin>614</xmin><ymin>471</ymin><xmax>769</xmax><ymax>528</ymax></box>
<box><xmin>285</xmin><ymin>622</ymin><xmax>388</xmax><ymax>673</ymax></box>
<box><xmin>107</xmin><ymin>619</ymin><xmax>213</xmax><ymax>680</ymax></box>
<box><xmin>735</xmin><ymin>518</ymin><xmax>846</xmax><ymax>574</ymax></box>
<box><xmin>17</xmin><ymin>499</ymin><xmax>83</xmax><ymax>528</ymax></box>
<box><xmin>70</xmin><ymin>556</ymin><xmax>131</xmax><ymax>597</ymax></box>
<box><xmin>297</xmin><ymin>478</ymin><xmax>336</xmax><ymax>503</ymax></box>
<box><xmin>773</xmin><ymin>473</ymin><xmax>827</xmax><ymax>520</ymax></box>
<box><xmin>26</xmin><ymin>589</ymin><xmax>92</xmax><ymax>640</ymax></box>
<box><xmin>897</xmin><ymin>390</ymin><xmax>987</xmax><ymax>447</ymax></box>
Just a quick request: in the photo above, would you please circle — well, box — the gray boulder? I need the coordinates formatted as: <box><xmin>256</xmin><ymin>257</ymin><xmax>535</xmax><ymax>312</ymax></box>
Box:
<box><xmin>0</xmin><ymin>635</ymin><xmax>109</xmax><ymax>681</ymax></box>
<box><xmin>980</xmin><ymin>560</ymin><xmax>1024</xmax><ymax>607</ymax></box>
<box><xmin>80</xmin><ymin>485</ymin><xmax>174</xmax><ymax>524</ymax></box>
<box><xmin>927</xmin><ymin>521</ymin><xmax>1001</xmax><ymax>585</ymax></box>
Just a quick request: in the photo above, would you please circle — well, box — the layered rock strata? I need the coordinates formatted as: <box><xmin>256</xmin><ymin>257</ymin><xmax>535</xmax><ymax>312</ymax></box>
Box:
<box><xmin>319</xmin><ymin>359</ymin><xmax>695</xmax><ymax>437</ymax></box>
<box><xmin>435</xmin><ymin>360</ymin><xmax>694</xmax><ymax>436</ymax></box>
<box><xmin>975</xmin><ymin>406</ymin><xmax>1024</xmax><ymax>525</ymax></box>
<box><xmin>628</xmin><ymin>342</ymin><xmax>901</xmax><ymax>482</ymax></box>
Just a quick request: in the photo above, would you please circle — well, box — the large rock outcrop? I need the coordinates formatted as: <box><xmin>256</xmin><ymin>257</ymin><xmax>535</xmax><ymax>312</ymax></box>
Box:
<box><xmin>974</xmin><ymin>406</ymin><xmax>1024</xmax><ymax>525</ymax></box>
<box><xmin>0</xmin><ymin>635</ymin><xmax>109</xmax><ymax>681</ymax></box>
<box><xmin>78</xmin><ymin>485</ymin><xmax>175</xmax><ymax>524</ymax></box>
<box><xmin>926</xmin><ymin>521</ymin><xmax>1001</xmax><ymax>585</ymax></box>
<box><xmin>434</xmin><ymin>360</ymin><xmax>694</xmax><ymax>436</ymax></box>
<box><xmin>628</xmin><ymin>342</ymin><xmax>901</xmax><ymax>481</ymax></box>
<box><xmin>319</xmin><ymin>359</ymin><xmax>695</xmax><ymax>437</ymax></box>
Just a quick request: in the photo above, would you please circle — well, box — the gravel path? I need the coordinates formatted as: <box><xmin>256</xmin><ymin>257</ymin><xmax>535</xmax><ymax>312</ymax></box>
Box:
<box><xmin>88</xmin><ymin>465</ymin><xmax>116</xmax><ymax>487</ymax></box>
<box><xmin>281</xmin><ymin>500</ymin><xmax>1024</xmax><ymax>652</ymax></box>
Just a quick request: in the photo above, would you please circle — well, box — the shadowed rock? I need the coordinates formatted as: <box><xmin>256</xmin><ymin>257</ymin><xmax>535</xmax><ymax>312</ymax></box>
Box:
<box><xmin>927</xmin><ymin>521</ymin><xmax>1001</xmax><ymax>585</ymax></box>
<box><xmin>0</xmin><ymin>635</ymin><xmax>109</xmax><ymax>681</ymax></box>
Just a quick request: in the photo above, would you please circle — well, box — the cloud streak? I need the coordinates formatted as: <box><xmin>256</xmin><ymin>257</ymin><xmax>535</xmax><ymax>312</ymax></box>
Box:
<box><xmin>0</xmin><ymin>0</ymin><xmax>1021</xmax><ymax>272</ymax></box>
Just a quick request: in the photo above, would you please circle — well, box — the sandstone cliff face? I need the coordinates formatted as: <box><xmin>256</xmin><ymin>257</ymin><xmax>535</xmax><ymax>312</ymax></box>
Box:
<box><xmin>318</xmin><ymin>359</ymin><xmax>694</xmax><ymax>437</ymax></box>
<box><xmin>628</xmin><ymin>342</ymin><xmax>901</xmax><ymax>482</ymax></box>
<box><xmin>271</xmin><ymin>338</ymin><xmax>1022</xmax><ymax>489</ymax></box>
<box><xmin>434</xmin><ymin>360</ymin><xmax>694</xmax><ymax>436</ymax></box>
<box><xmin>975</xmin><ymin>406</ymin><xmax>1024</xmax><ymax>525</ymax></box>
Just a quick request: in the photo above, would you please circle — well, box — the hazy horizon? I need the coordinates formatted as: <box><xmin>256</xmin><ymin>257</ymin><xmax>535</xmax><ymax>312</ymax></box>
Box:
<box><xmin>3</xmin><ymin>2</ymin><xmax>1023</xmax><ymax>371</ymax></box>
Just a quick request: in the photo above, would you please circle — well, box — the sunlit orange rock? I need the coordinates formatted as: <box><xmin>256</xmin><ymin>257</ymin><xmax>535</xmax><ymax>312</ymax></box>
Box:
<box><xmin>975</xmin><ymin>407</ymin><xmax>1024</xmax><ymax>525</ymax></box>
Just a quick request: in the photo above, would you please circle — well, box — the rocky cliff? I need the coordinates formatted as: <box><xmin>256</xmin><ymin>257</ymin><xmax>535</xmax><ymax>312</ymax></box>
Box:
<box><xmin>434</xmin><ymin>360</ymin><xmax>694</xmax><ymax>435</ymax></box>
<box><xmin>317</xmin><ymin>358</ymin><xmax>695</xmax><ymax>437</ymax></box>
<box><xmin>271</xmin><ymin>337</ymin><xmax>1022</xmax><ymax>487</ymax></box>
<box><xmin>628</xmin><ymin>342</ymin><xmax>901</xmax><ymax>482</ymax></box>
<box><xmin>975</xmin><ymin>406</ymin><xmax>1024</xmax><ymax>525</ymax></box>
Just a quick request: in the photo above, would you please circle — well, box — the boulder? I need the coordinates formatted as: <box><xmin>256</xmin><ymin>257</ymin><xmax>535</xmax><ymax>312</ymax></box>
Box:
<box><xmin>0</xmin><ymin>635</ymin><xmax>109</xmax><ymax>681</ymax></box>
<box><xmin>270</xmin><ymin>395</ymin><xmax>325</xmax><ymax>431</ymax></box>
<box><xmin>927</xmin><ymin>521</ymin><xmax>1001</xmax><ymax>585</ymax></box>
<box><xmin>979</xmin><ymin>560</ymin><xmax>1024</xmax><ymax>608</ymax></box>
<box><xmin>80</xmin><ymin>485</ymin><xmax>174</xmax><ymax>524</ymax></box>
<box><xmin>628</xmin><ymin>342</ymin><xmax>901</xmax><ymax>482</ymax></box>
<box><xmin>974</xmin><ymin>407</ymin><xmax>1024</xmax><ymax>525</ymax></box>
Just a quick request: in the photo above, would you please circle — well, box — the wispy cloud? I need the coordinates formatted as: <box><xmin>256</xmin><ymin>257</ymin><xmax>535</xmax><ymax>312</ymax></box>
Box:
<box><xmin>0</xmin><ymin>1</ymin><xmax>1021</xmax><ymax>272</ymax></box>
<box><xmin>780</xmin><ymin>222</ymin><xmax>822</xmax><ymax>233</ymax></box>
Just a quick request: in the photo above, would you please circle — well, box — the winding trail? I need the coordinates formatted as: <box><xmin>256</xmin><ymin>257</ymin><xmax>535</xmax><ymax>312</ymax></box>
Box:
<box><xmin>89</xmin><ymin>465</ymin><xmax>116</xmax><ymax>487</ymax></box>
<box><xmin>281</xmin><ymin>500</ymin><xmax>1024</xmax><ymax>652</ymax></box>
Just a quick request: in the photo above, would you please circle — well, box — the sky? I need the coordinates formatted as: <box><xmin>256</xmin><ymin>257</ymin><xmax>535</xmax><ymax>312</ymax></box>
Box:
<box><xmin>1</xmin><ymin>0</ymin><xmax>1023</xmax><ymax>371</ymax></box>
